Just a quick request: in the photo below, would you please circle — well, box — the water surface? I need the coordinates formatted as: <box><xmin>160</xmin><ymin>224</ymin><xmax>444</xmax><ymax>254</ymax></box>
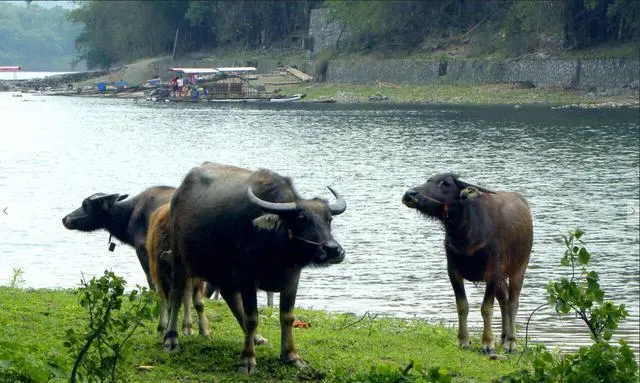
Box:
<box><xmin>0</xmin><ymin>93</ymin><xmax>638</xmax><ymax>355</ymax></box>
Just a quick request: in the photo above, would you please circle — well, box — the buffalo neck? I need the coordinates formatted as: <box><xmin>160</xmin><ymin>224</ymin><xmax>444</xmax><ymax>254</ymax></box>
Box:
<box><xmin>104</xmin><ymin>199</ymin><xmax>135</xmax><ymax>245</ymax></box>
<box><xmin>443</xmin><ymin>199</ymin><xmax>493</xmax><ymax>254</ymax></box>
<box><xmin>442</xmin><ymin>203</ymin><xmax>468</xmax><ymax>245</ymax></box>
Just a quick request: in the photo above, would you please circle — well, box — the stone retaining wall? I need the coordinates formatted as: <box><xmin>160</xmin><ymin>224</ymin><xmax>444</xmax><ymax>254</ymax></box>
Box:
<box><xmin>321</xmin><ymin>57</ymin><xmax>639</xmax><ymax>89</ymax></box>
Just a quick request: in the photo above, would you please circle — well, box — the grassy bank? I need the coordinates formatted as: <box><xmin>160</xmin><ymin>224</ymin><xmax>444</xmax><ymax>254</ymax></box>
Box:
<box><xmin>277</xmin><ymin>83</ymin><xmax>640</xmax><ymax>108</ymax></box>
<box><xmin>0</xmin><ymin>286</ymin><xmax>532</xmax><ymax>382</ymax></box>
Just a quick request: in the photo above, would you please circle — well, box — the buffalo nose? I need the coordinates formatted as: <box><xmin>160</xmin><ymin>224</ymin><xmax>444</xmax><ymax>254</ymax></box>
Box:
<box><xmin>402</xmin><ymin>189</ymin><xmax>418</xmax><ymax>205</ymax></box>
<box><xmin>62</xmin><ymin>216</ymin><xmax>70</xmax><ymax>228</ymax></box>
<box><xmin>323</xmin><ymin>241</ymin><xmax>345</xmax><ymax>262</ymax></box>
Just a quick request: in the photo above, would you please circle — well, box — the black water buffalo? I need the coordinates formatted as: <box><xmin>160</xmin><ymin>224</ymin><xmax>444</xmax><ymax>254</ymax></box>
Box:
<box><xmin>165</xmin><ymin>162</ymin><xmax>347</xmax><ymax>373</ymax></box>
<box><xmin>62</xmin><ymin>186</ymin><xmax>176</xmax><ymax>290</ymax></box>
<box><xmin>402</xmin><ymin>173</ymin><xmax>533</xmax><ymax>354</ymax></box>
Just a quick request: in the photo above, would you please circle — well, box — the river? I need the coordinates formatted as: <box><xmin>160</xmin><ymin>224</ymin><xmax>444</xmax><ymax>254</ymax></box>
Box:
<box><xmin>0</xmin><ymin>93</ymin><xmax>638</xmax><ymax>356</ymax></box>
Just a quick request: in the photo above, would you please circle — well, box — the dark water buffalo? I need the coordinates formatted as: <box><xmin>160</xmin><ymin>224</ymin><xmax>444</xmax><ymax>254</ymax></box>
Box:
<box><xmin>146</xmin><ymin>203</ymin><xmax>209</xmax><ymax>337</ymax></box>
<box><xmin>62</xmin><ymin>186</ymin><xmax>176</xmax><ymax>290</ymax></box>
<box><xmin>165</xmin><ymin>162</ymin><xmax>347</xmax><ymax>373</ymax></box>
<box><xmin>402</xmin><ymin>173</ymin><xmax>533</xmax><ymax>354</ymax></box>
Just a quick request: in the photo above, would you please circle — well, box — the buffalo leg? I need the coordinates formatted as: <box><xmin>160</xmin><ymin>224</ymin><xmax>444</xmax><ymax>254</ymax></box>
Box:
<box><xmin>279</xmin><ymin>276</ymin><xmax>306</xmax><ymax>368</ymax></box>
<box><xmin>480</xmin><ymin>281</ymin><xmax>497</xmax><ymax>354</ymax></box>
<box><xmin>505</xmin><ymin>270</ymin><xmax>526</xmax><ymax>353</ymax></box>
<box><xmin>219</xmin><ymin>289</ymin><xmax>268</xmax><ymax>345</ymax></box>
<box><xmin>181</xmin><ymin>279</ymin><xmax>194</xmax><ymax>335</ymax></box>
<box><xmin>163</xmin><ymin>259</ymin><xmax>186</xmax><ymax>351</ymax></box>
<box><xmin>448</xmin><ymin>267</ymin><xmax>470</xmax><ymax>348</ymax></box>
<box><xmin>192</xmin><ymin>280</ymin><xmax>210</xmax><ymax>336</ymax></box>
<box><xmin>238</xmin><ymin>289</ymin><xmax>259</xmax><ymax>374</ymax></box>
<box><xmin>496</xmin><ymin>280</ymin><xmax>510</xmax><ymax>348</ymax></box>
<box><xmin>136</xmin><ymin>247</ymin><xmax>155</xmax><ymax>291</ymax></box>
<box><xmin>157</xmin><ymin>297</ymin><xmax>169</xmax><ymax>336</ymax></box>
<box><xmin>266</xmin><ymin>291</ymin><xmax>274</xmax><ymax>307</ymax></box>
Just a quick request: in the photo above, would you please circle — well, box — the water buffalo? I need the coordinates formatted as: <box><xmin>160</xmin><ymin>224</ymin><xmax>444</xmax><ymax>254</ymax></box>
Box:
<box><xmin>62</xmin><ymin>186</ymin><xmax>176</xmax><ymax>290</ymax></box>
<box><xmin>146</xmin><ymin>203</ymin><xmax>209</xmax><ymax>337</ymax></box>
<box><xmin>165</xmin><ymin>162</ymin><xmax>347</xmax><ymax>373</ymax></box>
<box><xmin>402</xmin><ymin>173</ymin><xmax>533</xmax><ymax>354</ymax></box>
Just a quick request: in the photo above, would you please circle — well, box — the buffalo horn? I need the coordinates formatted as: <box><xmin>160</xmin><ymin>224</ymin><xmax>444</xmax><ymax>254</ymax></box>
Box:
<box><xmin>457</xmin><ymin>179</ymin><xmax>496</xmax><ymax>194</ymax></box>
<box><xmin>247</xmin><ymin>186</ymin><xmax>298</xmax><ymax>213</ymax></box>
<box><xmin>327</xmin><ymin>186</ymin><xmax>347</xmax><ymax>215</ymax></box>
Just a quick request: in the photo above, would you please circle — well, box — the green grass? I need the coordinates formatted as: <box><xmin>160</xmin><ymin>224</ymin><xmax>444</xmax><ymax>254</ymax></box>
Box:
<box><xmin>0</xmin><ymin>286</ymin><xmax>534</xmax><ymax>382</ymax></box>
<box><xmin>557</xmin><ymin>41</ymin><xmax>640</xmax><ymax>60</ymax></box>
<box><xmin>277</xmin><ymin>83</ymin><xmax>639</xmax><ymax>107</ymax></box>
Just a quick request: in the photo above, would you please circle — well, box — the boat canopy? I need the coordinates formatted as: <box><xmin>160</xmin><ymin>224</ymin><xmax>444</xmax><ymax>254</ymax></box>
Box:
<box><xmin>168</xmin><ymin>67</ymin><xmax>256</xmax><ymax>74</ymax></box>
<box><xmin>0</xmin><ymin>66</ymin><xmax>21</xmax><ymax>72</ymax></box>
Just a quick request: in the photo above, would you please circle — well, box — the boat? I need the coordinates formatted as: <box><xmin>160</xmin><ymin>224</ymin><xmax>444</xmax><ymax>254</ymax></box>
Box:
<box><xmin>161</xmin><ymin>67</ymin><xmax>306</xmax><ymax>103</ymax></box>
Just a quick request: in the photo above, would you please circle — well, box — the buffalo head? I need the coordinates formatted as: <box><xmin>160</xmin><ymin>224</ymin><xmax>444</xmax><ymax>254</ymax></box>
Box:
<box><xmin>248</xmin><ymin>186</ymin><xmax>346</xmax><ymax>267</ymax></box>
<box><xmin>402</xmin><ymin>173</ymin><xmax>493</xmax><ymax>219</ymax></box>
<box><xmin>62</xmin><ymin>193</ymin><xmax>128</xmax><ymax>231</ymax></box>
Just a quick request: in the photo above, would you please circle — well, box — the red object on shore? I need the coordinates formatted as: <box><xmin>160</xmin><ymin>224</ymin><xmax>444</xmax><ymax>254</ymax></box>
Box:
<box><xmin>293</xmin><ymin>320</ymin><xmax>310</xmax><ymax>328</ymax></box>
<box><xmin>0</xmin><ymin>66</ymin><xmax>21</xmax><ymax>72</ymax></box>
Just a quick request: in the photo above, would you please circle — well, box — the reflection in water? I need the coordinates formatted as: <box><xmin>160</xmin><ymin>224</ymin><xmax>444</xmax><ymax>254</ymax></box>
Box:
<box><xmin>0</xmin><ymin>95</ymin><xmax>638</xmax><ymax>356</ymax></box>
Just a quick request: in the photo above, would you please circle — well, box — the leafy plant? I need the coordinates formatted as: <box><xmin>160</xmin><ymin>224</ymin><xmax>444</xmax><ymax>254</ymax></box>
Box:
<box><xmin>546</xmin><ymin>228</ymin><xmax>628</xmax><ymax>342</ymax></box>
<box><xmin>0</xmin><ymin>341</ymin><xmax>63</xmax><ymax>383</ymax></box>
<box><xmin>499</xmin><ymin>229</ymin><xmax>638</xmax><ymax>383</ymax></box>
<box><xmin>64</xmin><ymin>270</ymin><xmax>156</xmax><ymax>383</ymax></box>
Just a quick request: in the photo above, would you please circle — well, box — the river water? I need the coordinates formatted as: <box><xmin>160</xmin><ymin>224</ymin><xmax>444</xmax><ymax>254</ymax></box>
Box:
<box><xmin>0</xmin><ymin>93</ymin><xmax>638</xmax><ymax>356</ymax></box>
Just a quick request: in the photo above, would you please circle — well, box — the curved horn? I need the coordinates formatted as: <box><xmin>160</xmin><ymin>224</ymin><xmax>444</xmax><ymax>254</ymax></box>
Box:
<box><xmin>456</xmin><ymin>179</ymin><xmax>496</xmax><ymax>194</ymax></box>
<box><xmin>247</xmin><ymin>186</ymin><xmax>298</xmax><ymax>213</ymax></box>
<box><xmin>327</xmin><ymin>186</ymin><xmax>347</xmax><ymax>215</ymax></box>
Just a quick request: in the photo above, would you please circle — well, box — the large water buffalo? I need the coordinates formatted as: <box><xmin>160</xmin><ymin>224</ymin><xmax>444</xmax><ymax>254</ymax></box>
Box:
<box><xmin>402</xmin><ymin>173</ymin><xmax>533</xmax><ymax>354</ymax></box>
<box><xmin>62</xmin><ymin>186</ymin><xmax>176</xmax><ymax>290</ymax></box>
<box><xmin>165</xmin><ymin>162</ymin><xmax>347</xmax><ymax>373</ymax></box>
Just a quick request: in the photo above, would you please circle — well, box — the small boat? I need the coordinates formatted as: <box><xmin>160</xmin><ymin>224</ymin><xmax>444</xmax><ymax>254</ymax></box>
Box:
<box><xmin>269</xmin><ymin>94</ymin><xmax>305</xmax><ymax>102</ymax></box>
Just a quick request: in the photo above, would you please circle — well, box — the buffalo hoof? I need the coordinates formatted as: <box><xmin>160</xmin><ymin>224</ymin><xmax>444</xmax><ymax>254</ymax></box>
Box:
<box><xmin>282</xmin><ymin>353</ymin><xmax>307</xmax><ymax>369</ymax></box>
<box><xmin>182</xmin><ymin>325</ymin><xmax>194</xmax><ymax>336</ymax></box>
<box><xmin>480</xmin><ymin>345</ymin><xmax>496</xmax><ymax>356</ymax></box>
<box><xmin>254</xmin><ymin>334</ymin><xmax>268</xmax><ymax>345</ymax></box>
<box><xmin>503</xmin><ymin>340</ymin><xmax>517</xmax><ymax>353</ymax></box>
<box><xmin>456</xmin><ymin>338</ymin><xmax>471</xmax><ymax>349</ymax></box>
<box><xmin>163</xmin><ymin>331</ymin><xmax>181</xmax><ymax>352</ymax></box>
<box><xmin>236</xmin><ymin>358</ymin><xmax>257</xmax><ymax>374</ymax></box>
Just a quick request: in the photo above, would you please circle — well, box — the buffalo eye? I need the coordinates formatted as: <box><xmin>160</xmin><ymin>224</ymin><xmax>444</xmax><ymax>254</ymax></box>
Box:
<box><xmin>82</xmin><ymin>200</ymin><xmax>92</xmax><ymax>213</ymax></box>
<box><xmin>440</xmin><ymin>180</ymin><xmax>451</xmax><ymax>188</ymax></box>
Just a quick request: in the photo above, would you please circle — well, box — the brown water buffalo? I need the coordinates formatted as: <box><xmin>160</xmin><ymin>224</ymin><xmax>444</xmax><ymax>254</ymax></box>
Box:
<box><xmin>62</xmin><ymin>186</ymin><xmax>176</xmax><ymax>290</ymax></box>
<box><xmin>146</xmin><ymin>203</ymin><xmax>209</xmax><ymax>337</ymax></box>
<box><xmin>165</xmin><ymin>162</ymin><xmax>347</xmax><ymax>373</ymax></box>
<box><xmin>402</xmin><ymin>173</ymin><xmax>533</xmax><ymax>354</ymax></box>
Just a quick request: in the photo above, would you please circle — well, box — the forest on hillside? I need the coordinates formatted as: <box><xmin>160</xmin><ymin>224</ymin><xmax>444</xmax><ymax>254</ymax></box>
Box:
<box><xmin>0</xmin><ymin>2</ymin><xmax>81</xmax><ymax>71</ymax></box>
<box><xmin>3</xmin><ymin>1</ymin><xmax>639</xmax><ymax>71</ymax></box>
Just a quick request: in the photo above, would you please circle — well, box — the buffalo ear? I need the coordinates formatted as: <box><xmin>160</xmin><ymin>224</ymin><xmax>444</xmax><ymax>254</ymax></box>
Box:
<box><xmin>100</xmin><ymin>194</ymin><xmax>123</xmax><ymax>211</ymax></box>
<box><xmin>252</xmin><ymin>214</ymin><xmax>285</xmax><ymax>232</ymax></box>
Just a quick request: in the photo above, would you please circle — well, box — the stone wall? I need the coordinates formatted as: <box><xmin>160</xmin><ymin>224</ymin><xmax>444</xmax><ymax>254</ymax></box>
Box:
<box><xmin>321</xmin><ymin>57</ymin><xmax>639</xmax><ymax>89</ymax></box>
<box><xmin>307</xmin><ymin>7</ymin><xmax>639</xmax><ymax>89</ymax></box>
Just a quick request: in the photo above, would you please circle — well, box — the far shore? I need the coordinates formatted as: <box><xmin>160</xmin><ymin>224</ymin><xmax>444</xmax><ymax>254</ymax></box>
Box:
<box><xmin>1</xmin><ymin>56</ymin><xmax>638</xmax><ymax>109</ymax></box>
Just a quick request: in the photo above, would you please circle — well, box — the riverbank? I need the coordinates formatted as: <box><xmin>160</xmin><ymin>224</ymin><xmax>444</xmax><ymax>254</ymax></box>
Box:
<box><xmin>2</xmin><ymin>54</ymin><xmax>638</xmax><ymax>108</ymax></box>
<box><xmin>277</xmin><ymin>82</ymin><xmax>640</xmax><ymax>108</ymax></box>
<box><xmin>0</xmin><ymin>286</ymin><xmax>531</xmax><ymax>382</ymax></box>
